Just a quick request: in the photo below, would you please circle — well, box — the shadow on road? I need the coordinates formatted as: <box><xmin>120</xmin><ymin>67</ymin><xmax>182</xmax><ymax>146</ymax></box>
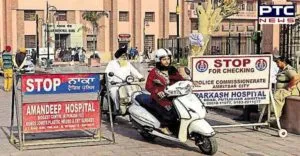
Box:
<box><xmin>102</xmin><ymin>116</ymin><xmax>202</xmax><ymax>154</ymax></box>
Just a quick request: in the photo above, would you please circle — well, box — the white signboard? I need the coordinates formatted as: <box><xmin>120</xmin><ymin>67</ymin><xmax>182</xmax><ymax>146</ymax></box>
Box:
<box><xmin>42</xmin><ymin>24</ymin><xmax>83</xmax><ymax>49</ymax></box>
<box><xmin>38</xmin><ymin>48</ymin><xmax>54</xmax><ymax>62</ymax></box>
<box><xmin>192</xmin><ymin>55</ymin><xmax>271</xmax><ymax>106</ymax></box>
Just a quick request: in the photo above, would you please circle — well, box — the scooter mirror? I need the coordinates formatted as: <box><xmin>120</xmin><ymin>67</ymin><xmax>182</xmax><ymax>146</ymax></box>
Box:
<box><xmin>108</xmin><ymin>72</ymin><xmax>114</xmax><ymax>77</ymax></box>
<box><xmin>184</xmin><ymin>67</ymin><xmax>191</xmax><ymax>76</ymax></box>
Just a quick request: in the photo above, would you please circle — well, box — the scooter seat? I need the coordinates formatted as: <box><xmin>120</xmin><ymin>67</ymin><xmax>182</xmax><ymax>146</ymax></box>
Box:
<box><xmin>135</xmin><ymin>94</ymin><xmax>167</xmax><ymax>125</ymax></box>
<box><xmin>135</xmin><ymin>94</ymin><xmax>154</xmax><ymax>108</ymax></box>
<box><xmin>135</xmin><ymin>94</ymin><xmax>161</xmax><ymax>116</ymax></box>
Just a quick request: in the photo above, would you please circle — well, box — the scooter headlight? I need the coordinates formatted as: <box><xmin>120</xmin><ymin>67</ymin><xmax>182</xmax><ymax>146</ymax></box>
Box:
<box><xmin>126</xmin><ymin>75</ymin><xmax>134</xmax><ymax>83</ymax></box>
<box><xmin>120</xmin><ymin>97</ymin><xmax>130</xmax><ymax>105</ymax></box>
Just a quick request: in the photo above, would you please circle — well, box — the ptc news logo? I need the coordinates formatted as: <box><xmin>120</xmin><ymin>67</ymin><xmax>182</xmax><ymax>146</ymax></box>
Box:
<box><xmin>258</xmin><ymin>5</ymin><xmax>295</xmax><ymax>24</ymax></box>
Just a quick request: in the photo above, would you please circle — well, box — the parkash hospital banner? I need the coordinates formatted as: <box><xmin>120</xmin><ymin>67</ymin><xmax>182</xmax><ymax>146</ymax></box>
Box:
<box><xmin>192</xmin><ymin>55</ymin><xmax>271</xmax><ymax>106</ymax></box>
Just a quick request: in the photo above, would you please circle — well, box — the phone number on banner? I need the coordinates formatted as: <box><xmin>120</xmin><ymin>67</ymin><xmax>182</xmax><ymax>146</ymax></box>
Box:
<box><xmin>194</xmin><ymin>90</ymin><xmax>270</xmax><ymax>106</ymax></box>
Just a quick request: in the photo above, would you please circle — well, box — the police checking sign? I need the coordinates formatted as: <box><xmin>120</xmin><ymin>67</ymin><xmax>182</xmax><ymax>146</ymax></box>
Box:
<box><xmin>192</xmin><ymin>55</ymin><xmax>271</xmax><ymax>106</ymax></box>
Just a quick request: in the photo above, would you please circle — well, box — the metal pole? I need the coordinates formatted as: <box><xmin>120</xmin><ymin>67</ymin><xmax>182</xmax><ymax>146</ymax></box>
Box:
<box><xmin>58</xmin><ymin>20</ymin><xmax>60</xmax><ymax>49</ymax></box>
<box><xmin>105</xmin><ymin>74</ymin><xmax>115</xmax><ymax>143</ymax></box>
<box><xmin>53</xmin><ymin>14</ymin><xmax>56</xmax><ymax>50</ymax></box>
<box><xmin>36</xmin><ymin>14</ymin><xmax>39</xmax><ymax>63</ymax></box>
<box><xmin>238</xmin><ymin>33</ymin><xmax>241</xmax><ymax>55</ymax></box>
<box><xmin>93</xmin><ymin>25</ymin><xmax>96</xmax><ymax>59</ymax></box>
<box><xmin>46</xmin><ymin>1</ymin><xmax>50</xmax><ymax>66</ymax></box>
<box><xmin>176</xmin><ymin>0</ymin><xmax>180</xmax><ymax>63</ymax></box>
<box><xmin>256</xmin><ymin>0</ymin><xmax>261</xmax><ymax>54</ymax></box>
<box><xmin>9</xmin><ymin>74</ymin><xmax>15</xmax><ymax>143</ymax></box>
<box><xmin>143</xmin><ymin>18</ymin><xmax>145</xmax><ymax>57</ymax></box>
<box><xmin>229</xmin><ymin>20</ymin><xmax>231</xmax><ymax>55</ymax></box>
<box><xmin>14</xmin><ymin>74</ymin><xmax>23</xmax><ymax>150</ymax></box>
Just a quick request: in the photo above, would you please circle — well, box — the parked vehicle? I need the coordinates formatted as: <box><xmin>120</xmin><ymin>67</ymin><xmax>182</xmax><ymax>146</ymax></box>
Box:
<box><xmin>100</xmin><ymin>72</ymin><xmax>143</xmax><ymax>121</ymax></box>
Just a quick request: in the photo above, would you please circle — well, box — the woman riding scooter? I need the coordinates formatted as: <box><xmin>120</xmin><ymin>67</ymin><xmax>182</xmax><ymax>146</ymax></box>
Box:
<box><xmin>145</xmin><ymin>48</ymin><xmax>184</xmax><ymax>135</ymax></box>
<box><xmin>105</xmin><ymin>45</ymin><xmax>144</xmax><ymax>114</ymax></box>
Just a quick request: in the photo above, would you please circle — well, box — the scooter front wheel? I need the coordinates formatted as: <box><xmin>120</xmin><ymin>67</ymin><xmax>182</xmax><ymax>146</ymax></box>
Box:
<box><xmin>195</xmin><ymin>134</ymin><xmax>218</xmax><ymax>155</ymax></box>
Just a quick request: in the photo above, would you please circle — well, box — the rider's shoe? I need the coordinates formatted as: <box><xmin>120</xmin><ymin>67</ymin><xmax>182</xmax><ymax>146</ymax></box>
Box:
<box><xmin>160</xmin><ymin>127</ymin><xmax>172</xmax><ymax>135</ymax></box>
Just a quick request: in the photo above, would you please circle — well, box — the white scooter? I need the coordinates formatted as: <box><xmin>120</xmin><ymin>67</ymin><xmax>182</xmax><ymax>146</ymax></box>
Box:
<box><xmin>100</xmin><ymin>72</ymin><xmax>143</xmax><ymax>121</ymax></box>
<box><xmin>128</xmin><ymin>81</ymin><xmax>218</xmax><ymax>155</ymax></box>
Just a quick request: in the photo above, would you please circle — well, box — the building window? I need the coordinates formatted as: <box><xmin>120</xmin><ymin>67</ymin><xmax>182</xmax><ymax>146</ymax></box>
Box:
<box><xmin>170</xmin><ymin>13</ymin><xmax>177</xmax><ymax>22</ymax></box>
<box><xmin>191</xmin><ymin>19</ymin><xmax>198</xmax><ymax>31</ymax></box>
<box><xmin>24</xmin><ymin>10</ymin><xmax>36</xmax><ymax>21</ymax></box>
<box><xmin>247</xmin><ymin>2</ymin><xmax>254</xmax><ymax>11</ymax></box>
<box><xmin>238</xmin><ymin>3</ymin><xmax>245</xmax><ymax>11</ymax></box>
<box><xmin>56</xmin><ymin>11</ymin><xmax>67</xmax><ymax>21</ymax></box>
<box><xmin>145</xmin><ymin>35</ymin><xmax>155</xmax><ymax>50</ymax></box>
<box><xmin>25</xmin><ymin>35</ymin><xmax>36</xmax><ymax>48</ymax></box>
<box><xmin>87</xmin><ymin>35</ymin><xmax>97</xmax><ymax>51</ymax></box>
<box><xmin>247</xmin><ymin>25</ymin><xmax>255</xmax><ymax>31</ymax></box>
<box><xmin>190</xmin><ymin>3</ymin><xmax>195</xmax><ymax>9</ymax></box>
<box><xmin>119</xmin><ymin>11</ymin><xmax>129</xmax><ymax>22</ymax></box>
<box><xmin>169</xmin><ymin>35</ymin><xmax>177</xmax><ymax>39</ymax></box>
<box><xmin>237</xmin><ymin>25</ymin><xmax>245</xmax><ymax>32</ymax></box>
<box><xmin>145</xmin><ymin>12</ymin><xmax>155</xmax><ymax>22</ymax></box>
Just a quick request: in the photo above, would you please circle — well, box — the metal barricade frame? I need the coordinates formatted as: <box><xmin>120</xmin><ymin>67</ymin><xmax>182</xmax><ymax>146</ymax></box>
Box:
<box><xmin>191</xmin><ymin>55</ymin><xmax>288</xmax><ymax>138</ymax></box>
<box><xmin>207</xmin><ymin>92</ymin><xmax>288</xmax><ymax>138</ymax></box>
<box><xmin>9</xmin><ymin>72</ymin><xmax>116</xmax><ymax>150</ymax></box>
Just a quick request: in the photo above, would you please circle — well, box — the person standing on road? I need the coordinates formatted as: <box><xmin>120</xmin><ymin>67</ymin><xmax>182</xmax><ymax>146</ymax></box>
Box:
<box><xmin>1</xmin><ymin>46</ymin><xmax>14</xmax><ymax>91</ymax></box>
<box><xmin>146</xmin><ymin>47</ymin><xmax>151</xmax><ymax>59</ymax></box>
<box><xmin>129</xmin><ymin>47</ymin><xmax>135</xmax><ymax>60</ymax></box>
<box><xmin>134</xmin><ymin>47</ymin><xmax>139</xmax><ymax>60</ymax></box>
<box><xmin>71</xmin><ymin>48</ymin><xmax>76</xmax><ymax>61</ymax></box>
<box><xmin>31</xmin><ymin>49</ymin><xmax>37</xmax><ymax>65</ymax></box>
<box><xmin>234</xmin><ymin>52</ymin><xmax>280</xmax><ymax>121</ymax></box>
<box><xmin>78</xmin><ymin>47</ymin><xmax>85</xmax><ymax>63</ymax></box>
<box><xmin>13</xmin><ymin>48</ymin><xmax>27</xmax><ymax>71</ymax></box>
<box><xmin>274</xmin><ymin>56</ymin><xmax>300</xmax><ymax>117</ymax></box>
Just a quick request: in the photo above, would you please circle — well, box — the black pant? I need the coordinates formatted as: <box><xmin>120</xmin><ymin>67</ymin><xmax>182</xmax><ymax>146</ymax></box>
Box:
<box><xmin>149</xmin><ymin>101</ymin><xmax>178</xmax><ymax>127</ymax></box>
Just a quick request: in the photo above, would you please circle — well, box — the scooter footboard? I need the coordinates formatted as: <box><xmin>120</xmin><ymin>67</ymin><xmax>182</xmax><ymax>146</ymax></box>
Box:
<box><xmin>188</xmin><ymin>119</ymin><xmax>215</xmax><ymax>136</ymax></box>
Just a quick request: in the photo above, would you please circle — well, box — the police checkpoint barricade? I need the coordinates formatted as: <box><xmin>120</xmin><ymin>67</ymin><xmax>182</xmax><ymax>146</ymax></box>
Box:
<box><xmin>191</xmin><ymin>55</ymin><xmax>288</xmax><ymax>137</ymax></box>
<box><xmin>9</xmin><ymin>72</ymin><xmax>116</xmax><ymax>150</ymax></box>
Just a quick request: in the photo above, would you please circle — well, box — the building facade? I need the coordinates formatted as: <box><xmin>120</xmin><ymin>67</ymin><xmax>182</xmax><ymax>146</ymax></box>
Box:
<box><xmin>0</xmin><ymin>0</ymin><xmax>261</xmax><ymax>62</ymax></box>
<box><xmin>188</xmin><ymin>1</ymin><xmax>258</xmax><ymax>55</ymax></box>
<box><xmin>0</xmin><ymin>0</ymin><xmax>192</xmax><ymax>62</ymax></box>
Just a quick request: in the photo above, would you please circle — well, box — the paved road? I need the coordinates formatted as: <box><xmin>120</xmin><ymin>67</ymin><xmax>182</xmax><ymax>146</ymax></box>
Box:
<box><xmin>0</xmin><ymin>66</ymin><xmax>300</xmax><ymax>156</ymax></box>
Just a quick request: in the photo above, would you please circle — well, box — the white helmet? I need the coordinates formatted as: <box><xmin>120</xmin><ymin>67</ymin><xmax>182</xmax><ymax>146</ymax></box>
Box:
<box><xmin>155</xmin><ymin>48</ymin><xmax>172</xmax><ymax>62</ymax></box>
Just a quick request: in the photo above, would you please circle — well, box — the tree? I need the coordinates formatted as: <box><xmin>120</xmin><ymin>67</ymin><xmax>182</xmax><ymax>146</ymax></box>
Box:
<box><xmin>191</xmin><ymin>0</ymin><xmax>239</xmax><ymax>56</ymax></box>
<box><xmin>82</xmin><ymin>11</ymin><xmax>108</xmax><ymax>58</ymax></box>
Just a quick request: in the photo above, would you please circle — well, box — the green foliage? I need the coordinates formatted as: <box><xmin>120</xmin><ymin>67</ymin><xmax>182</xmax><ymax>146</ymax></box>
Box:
<box><xmin>81</xmin><ymin>11</ymin><xmax>108</xmax><ymax>53</ymax></box>
<box><xmin>172</xmin><ymin>57</ymin><xmax>188</xmax><ymax>67</ymax></box>
<box><xmin>252</xmin><ymin>31</ymin><xmax>262</xmax><ymax>44</ymax></box>
<box><xmin>81</xmin><ymin>11</ymin><xmax>108</xmax><ymax>32</ymax></box>
<box><xmin>179</xmin><ymin>58</ymin><xmax>188</xmax><ymax>66</ymax></box>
